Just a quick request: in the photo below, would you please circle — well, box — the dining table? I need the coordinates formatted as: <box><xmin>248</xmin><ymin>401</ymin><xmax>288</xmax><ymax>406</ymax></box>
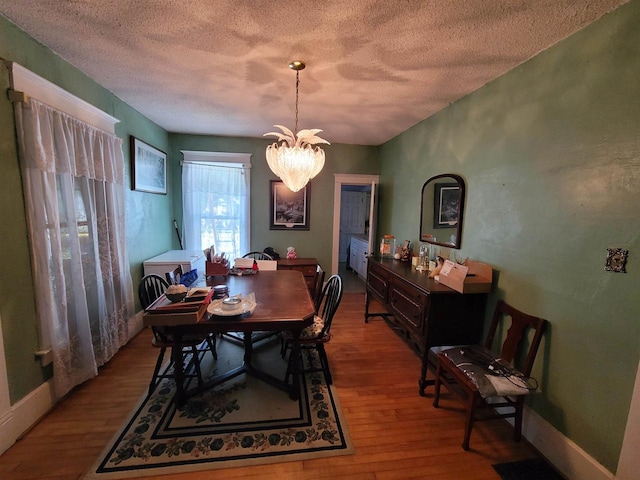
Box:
<box><xmin>143</xmin><ymin>270</ymin><xmax>315</xmax><ymax>407</ymax></box>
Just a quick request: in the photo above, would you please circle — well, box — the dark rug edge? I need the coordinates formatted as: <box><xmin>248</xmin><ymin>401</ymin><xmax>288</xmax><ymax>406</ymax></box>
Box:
<box><xmin>493</xmin><ymin>458</ymin><xmax>564</xmax><ymax>480</ymax></box>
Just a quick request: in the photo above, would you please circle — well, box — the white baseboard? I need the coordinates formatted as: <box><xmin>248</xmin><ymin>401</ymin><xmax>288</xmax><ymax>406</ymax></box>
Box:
<box><xmin>128</xmin><ymin>310</ymin><xmax>144</xmax><ymax>339</ymax></box>
<box><xmin>0</xmin><ymin>410</ymin><xmax>15</xmax><ymax>455</ymax></box>
<box><xmin>0</xmin><ymin>379</ymin><xmax>55</xmax><ymax>456</ymax></box>
<box><xmin>0</xmin><ymin>312</ymin><xmax>145</xmax><ymax>457</ymax></box>
<box><xmin>519</xmin><ymin>406</ymin><xmax>614</xmax><ymax>480</ymax></box>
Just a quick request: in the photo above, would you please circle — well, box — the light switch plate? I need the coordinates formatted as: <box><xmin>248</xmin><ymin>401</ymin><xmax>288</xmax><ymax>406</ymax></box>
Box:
<box><xmin>605</xmin><ymin>248</ymin><xmax>628</xmax><ymax>273</ymax></box>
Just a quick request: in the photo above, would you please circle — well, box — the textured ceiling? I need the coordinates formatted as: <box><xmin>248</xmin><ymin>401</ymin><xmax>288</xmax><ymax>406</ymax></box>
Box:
<box><xmin>0</xmin><ymin>0</ymin><xmax>628</xmax><ymax>145</ymax></box>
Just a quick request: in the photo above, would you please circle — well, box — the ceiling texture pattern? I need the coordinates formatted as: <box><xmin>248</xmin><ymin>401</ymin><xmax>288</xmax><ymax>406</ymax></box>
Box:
<box><xmin>0</xmin><ymin>0</ymin><xmax>629</xmax><ymax>145</ymax></box>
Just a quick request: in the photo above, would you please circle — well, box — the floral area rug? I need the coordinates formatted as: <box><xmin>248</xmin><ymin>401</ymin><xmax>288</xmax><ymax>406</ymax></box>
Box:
<box><xmin>84</xmin><ymin>335</ymin><xmax>353</xmax><ymax>479</ymax></box>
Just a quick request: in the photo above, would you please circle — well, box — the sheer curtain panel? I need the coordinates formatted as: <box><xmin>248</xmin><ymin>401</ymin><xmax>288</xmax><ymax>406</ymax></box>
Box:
<box><xmin>14</xmin><ymin>98</ymin><xmax>135</xmax><ymax>400</ymax></box>
<box><xmin>182</xmin><ymin>161</ymin><xmax>250</xmax><ymax>261</ymax></box>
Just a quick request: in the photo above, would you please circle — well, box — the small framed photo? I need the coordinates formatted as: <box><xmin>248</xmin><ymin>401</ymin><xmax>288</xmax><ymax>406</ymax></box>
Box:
<box><xmin>130</xmin><ymin>136</ymin><xmax>167</xmax><ymax>194</ymax></box>
<box><xmin>433</xmin><ymin>183</ymin><xmax>460</xmax><ymax>229</ymax></box>
<box><xmin>269</xmin><ymin>180</ymin><xmax>310</xmax><ymax>230</ymax></box>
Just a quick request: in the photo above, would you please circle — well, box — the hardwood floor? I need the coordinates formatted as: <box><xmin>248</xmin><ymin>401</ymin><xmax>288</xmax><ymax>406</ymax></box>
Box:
<box><xmin>0</xmin><ymin>291</ymin><xmax>539</xmax><ymax>479</ymax></box>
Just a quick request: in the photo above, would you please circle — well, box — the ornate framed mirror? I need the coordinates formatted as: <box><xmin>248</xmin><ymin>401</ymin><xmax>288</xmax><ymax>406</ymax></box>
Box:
<box><xmin>419</xmin><ymin>174</ymin><xmax>465</xmax><ymax>249</ymax></box>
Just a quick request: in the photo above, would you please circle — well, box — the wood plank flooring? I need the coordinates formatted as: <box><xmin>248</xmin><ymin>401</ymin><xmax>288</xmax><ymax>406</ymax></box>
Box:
<box><xmin>0</xmin><ymin>289</ymin><xmax>539</xmax><ymax>479</ymax></box>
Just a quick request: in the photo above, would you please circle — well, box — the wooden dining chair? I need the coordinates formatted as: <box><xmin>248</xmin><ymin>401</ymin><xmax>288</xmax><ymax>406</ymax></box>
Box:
<box><xmin>165</xmin><ymin>265</ymin><xmax>183</xmax><ymax>285</ymax></box>
<box><xmin>138</xmin><ymin>274</ymin><xmax>217</xmax><ymax>396</ymax></box>
<box><xmin>243</xmin><ymin>251</ymin><xmax>273</xmax><ymax>261</ymax></box>
<box><xmin>311</xmin><ymin>264</ymin><xmax>325</xmax><ymax>311</ymax></box>
<box><xmin>283</xmin><ymin>274</ymin><xmax>343</xmax><ymax>384</ymax></box>
<box><xmin>221</xmin><ymin>252</ymin><xmax>278</xmax><ymax>346</ymax></box>
<box><xmin>279</xmin><ymin>264</ymin><xmax>324</xmax><ymax>357</ymax></box>
<box><xmin>432</xmin><ymin>300</ymin><xmax>548</xmax><ymax>450</ymax></box>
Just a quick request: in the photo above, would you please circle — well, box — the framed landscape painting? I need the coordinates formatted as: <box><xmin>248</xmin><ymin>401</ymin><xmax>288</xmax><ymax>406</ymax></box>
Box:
<box><xmin>131</xmin><ymin>136</ymin><xmax>167</xmax><ymax>194</ymax></box>
<box><xmin>270</xmin><ymin>180</ymin><xmax>310</xmax><ymax>230</ymax></box>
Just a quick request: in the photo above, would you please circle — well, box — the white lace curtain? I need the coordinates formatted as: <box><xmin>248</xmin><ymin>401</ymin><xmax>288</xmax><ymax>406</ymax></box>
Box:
<box><xmin>182</xmin><ymin>162</ymin><xmax>250</xmax><ymax>261</ymax></box>
<box><xmin>14</xmin><ymin>98</ymin><xmax>135</xmax><ymax>400</ymax></box>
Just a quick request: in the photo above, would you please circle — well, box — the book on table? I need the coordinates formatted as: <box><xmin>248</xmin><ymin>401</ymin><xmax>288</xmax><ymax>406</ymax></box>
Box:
<box><xmin>143</xmin><ymin>288</ymin><xmax>214</xmax><ymax>325</ymax></box>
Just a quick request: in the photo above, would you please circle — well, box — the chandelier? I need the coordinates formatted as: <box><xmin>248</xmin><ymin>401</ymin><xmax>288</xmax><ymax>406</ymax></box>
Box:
<box><xmin>264</xmin><ymin>61</ymin><xmax>329</xmax><ymax>192</ymax></box>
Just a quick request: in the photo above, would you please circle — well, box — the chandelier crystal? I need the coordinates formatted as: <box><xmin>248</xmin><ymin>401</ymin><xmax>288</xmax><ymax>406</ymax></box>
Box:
<box><xmin>264</xmin><ymin>61</ymin><xmax>329</xmax><ymax>192</ymax></box>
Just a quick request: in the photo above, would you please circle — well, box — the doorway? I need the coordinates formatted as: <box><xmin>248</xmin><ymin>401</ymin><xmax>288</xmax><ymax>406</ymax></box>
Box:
<box><xmin>331</xmin><ymin>174</ymin><xmax>379</xmax><ymax>279</ymax></box>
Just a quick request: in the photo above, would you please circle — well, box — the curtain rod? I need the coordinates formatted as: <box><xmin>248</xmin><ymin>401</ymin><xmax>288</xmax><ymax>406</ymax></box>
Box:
<box><xmin>7</xmin><ymin>89</ymin><xmax>29</xmax><ymax>103</ymax></box>
<box><xmin>180</xmin><ymin>159</ymin><xmax>251</xmax><ymax>169</ymax></box>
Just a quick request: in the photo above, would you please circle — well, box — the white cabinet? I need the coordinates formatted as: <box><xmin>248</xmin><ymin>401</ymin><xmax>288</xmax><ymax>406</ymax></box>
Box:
<box><xmin>143</xmin><ymin>250</ymin><xmax>205</xmax><ymax>279</ymax></box>
<box><xmin>349</xmin><ymin>236</ymin><xmax>369</xmax><ymax>280</ymax></box>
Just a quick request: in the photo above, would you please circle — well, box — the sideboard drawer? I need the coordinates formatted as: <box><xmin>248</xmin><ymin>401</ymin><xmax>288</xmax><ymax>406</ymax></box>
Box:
<box><xmin>276</xmin><ymin>258</ymin><xmax>319</xmax><ymax>294</ymax></box>
<box><xmin>367</xmin><ymin>261</ymin><xmax>388</xmax><ymax>302</ymax></box>
<box><xmin>289</xmin><ymin>264</ymin><xmax>317</xmax><ymax>277</ymax></box>
<box><xmin>389</xmin><ymin>277</ymin><xmax>428</xmax><ymax>338</ymax></box>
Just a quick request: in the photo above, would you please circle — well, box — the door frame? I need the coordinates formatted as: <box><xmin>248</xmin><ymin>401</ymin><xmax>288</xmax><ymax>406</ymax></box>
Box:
<box><xmin>332</xmin><ymin>174</ymin><xmax>379</xmax><ymax>275</ymax></box>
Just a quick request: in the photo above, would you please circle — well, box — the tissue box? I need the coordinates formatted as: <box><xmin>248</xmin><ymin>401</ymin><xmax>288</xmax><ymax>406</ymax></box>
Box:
<box><xmin>437</xmin><ymin>260</ymin><xmax>492</xmax><ymax>294</ymax></box>
<box><xmin>205</xmin><ymin>261</ymin><xmax>229</xmax><ymax>277</ymax></box>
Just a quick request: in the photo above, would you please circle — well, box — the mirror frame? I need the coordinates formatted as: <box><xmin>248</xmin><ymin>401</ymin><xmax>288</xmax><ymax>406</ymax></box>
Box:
<box><xmin>419</xmin><ymin>173</ymin><xmax>465</xmax><ymax>249</ymax></box>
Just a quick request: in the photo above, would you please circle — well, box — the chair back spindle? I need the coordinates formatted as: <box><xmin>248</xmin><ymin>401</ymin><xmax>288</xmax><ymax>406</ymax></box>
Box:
<box><xmin>312</xmin><ymin>265</ymin><xmax>325</xmax><ymax>311</ymax></box>
<box><xmin>138</xmin><ymin>274</ymin><xmax>170</xmax><ymax>309</ymax></box>
<box><xmin>242</xmin><ymin>251</ymin><xmax>274</xmax><ymax>261</ymax></box>
<box><xmin>316</xmin><ymin>274</ymin><xmax>343</xmax><ymax>337</ymax></box>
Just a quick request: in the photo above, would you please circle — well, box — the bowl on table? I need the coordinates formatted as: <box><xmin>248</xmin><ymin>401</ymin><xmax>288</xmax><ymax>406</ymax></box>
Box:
<box><xmin>165</xmin><ymin>285</ymin><xmax>188</xmax><ymax>303</ymax></box>
<box><xmin>165</xmin><ymin>291</ymin><xmax>187</xmax><ymax>303</ymax></box>
<box><xmin>222</xmin><ymin>297</ymin><xmax>242</xmax><ymax>311</ymax></box>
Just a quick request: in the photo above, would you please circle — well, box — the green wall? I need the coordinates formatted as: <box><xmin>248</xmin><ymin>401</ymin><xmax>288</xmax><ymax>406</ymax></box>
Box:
<box><xmin>1</xmin><ymin>1</ymin><xmax>638</xmax><ymax>473</ymax></box>
<box><xmin>0</xmin><ymin>15</ymin><xmax>174</xmax><ymax>402</ymax></box>
<box><xmin>0</xmin><ymin>14</ymin><xmax>378</xmax><ymax>404</ymax></box>
<box><xmin>167</xmin><ymin>134</ymin><xmax>379</xmax><ymax>273</ymax></box>
<box><xmin>377</xmin><ymin>1</ymin><xmax>639</xmax><ymax>471</ymax></box>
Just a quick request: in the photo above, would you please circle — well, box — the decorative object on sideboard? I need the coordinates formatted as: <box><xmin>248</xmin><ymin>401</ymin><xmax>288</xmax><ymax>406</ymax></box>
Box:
<box><xmin>429</xmin><ymin>256</ymin><xmax>445</xmax><ymax>278</ymax></box>
<box><xmin>287</xmin><ymin>246</ymin><xmax>297</xmax><ymax>260</ymax></box>
<box><xmin>400</xmin><ymin>240</ymin><xmax>411</xmax><ymax>262</ymax></box>
<box><xmin>416</xmin><ymin>243</ymin><xmax>430</xmax><ymax>272</ymax></box>
<box><xmin>380</xmin><ymin>234</ymin><xmax>396</xmax><ymax>258</ymax></box>
<box><xmin>264</xmin><ymin>61</ymin><xmax>329</xmax><ymax>193</ymax></box>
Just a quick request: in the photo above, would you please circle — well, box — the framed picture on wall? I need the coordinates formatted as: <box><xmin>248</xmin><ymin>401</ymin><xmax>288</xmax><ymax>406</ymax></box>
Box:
<box><xmin>269</xmin><ymin>180</ymin><xmax>310</xmax><ymax>230</ymax></box>
<box><xmin>130</xmin><ymin>136</ymin><xmax>167</xmax><ymax>194</ymax></box>
<box><xmin>433</xmin><ymin>183</ymin><xmax>459</xmax><ymax>228</ymax></box>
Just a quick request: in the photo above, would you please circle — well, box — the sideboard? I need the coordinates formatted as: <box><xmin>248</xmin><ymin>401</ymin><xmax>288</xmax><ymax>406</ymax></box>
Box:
<box><xmin>276</xmin><ymin>258</ymin><xmax>318</xmax><ymax>293</ymax></box>
<box><xmin>365</xmin><ymin>257</ymin><xmax>488</xmax><ymax>395</ymax></box>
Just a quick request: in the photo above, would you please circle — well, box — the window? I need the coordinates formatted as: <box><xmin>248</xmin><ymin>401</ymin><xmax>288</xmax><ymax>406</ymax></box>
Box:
<box><xmin>181</xmin><ymin>151</ymin><xmax>251</xmax><ymax>261</ymax></box>
<box><xmin>12</xmin><ymin>63</ymin><xmax>134</xmax><ymax>399</ymax></box>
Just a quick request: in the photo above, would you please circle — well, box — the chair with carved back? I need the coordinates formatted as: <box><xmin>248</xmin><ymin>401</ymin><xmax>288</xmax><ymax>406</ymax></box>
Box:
<box><xmin>283</xmin><ymin>274</ymin><xmax>343</xmax><ymax>384</ymax></box>
<box><xmin>165</xmin><ymin>265</ymin><xmax>183</xmax><ymax>285</ymax></box>
<box><xmin>138</xmin><ymin>274</ymin><xmax>217</xmax><ymax>396</ymax></box>
<box><xmin>432</xmin><ymin>300</ymin><xmax>548</xmax><ymax>450</ymax></box>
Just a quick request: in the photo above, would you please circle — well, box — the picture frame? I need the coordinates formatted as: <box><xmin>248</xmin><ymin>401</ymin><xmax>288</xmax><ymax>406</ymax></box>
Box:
<box><xmin>433</xmin><ymin>182</ymin><xmax>460</xmax><ymax>229</ymax></box>
<box><xmin>130</xmin><ymin>136</ymin><xmax>167</xmax><ymax>194</ymax></box>
<box><xmin>269</xmin><ymin>180</ymin><xmax>310</xmax><ymax>230</ymax></box>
